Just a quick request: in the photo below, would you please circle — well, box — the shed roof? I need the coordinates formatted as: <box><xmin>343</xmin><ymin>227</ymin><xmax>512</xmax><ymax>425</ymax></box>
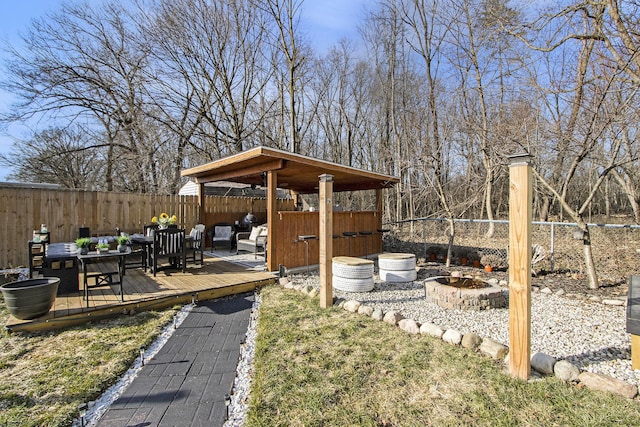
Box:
<box><xmin>181</xmin><ymin>146</ymin><xmax>399</xmax><ymax>194</ymax></box>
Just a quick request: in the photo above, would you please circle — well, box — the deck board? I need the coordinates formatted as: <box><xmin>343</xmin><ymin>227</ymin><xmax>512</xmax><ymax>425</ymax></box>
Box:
<box><xmin>5</xmin><ymin>255</ymin><xmax>276</xmax><ymax>332</ymax></box>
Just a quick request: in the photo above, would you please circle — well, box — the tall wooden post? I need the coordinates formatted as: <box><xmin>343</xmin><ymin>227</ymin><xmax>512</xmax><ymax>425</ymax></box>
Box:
<box><xmin>508</xmin><ymin>153</ymin><xmax>533</xmax><ymax>380</ymax></box>
<box><xmin>198</xmin><ymin>182</ymin><xmax>206</xmax><ymax>224</ymax></box>
<box><xmin>266</xmin><ymin>170</ymin><xmax>278</xmax><ymax>272</ymax></box>
<box><xmin>319</xmin><ymin>174</ymin><xmax>334</xmax><ymax>308</ymax></box>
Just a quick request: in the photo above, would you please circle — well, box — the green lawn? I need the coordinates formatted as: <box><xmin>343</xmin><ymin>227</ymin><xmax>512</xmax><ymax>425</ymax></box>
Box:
<box><xmin>0</xmin><ymin>302</ymin><xmax>177</xmax><ymax>427</ymax></box>
<box><xmin>246</xmin><ymin>285</ymin><xmax>640</xmax><ymax>427</ymax></box>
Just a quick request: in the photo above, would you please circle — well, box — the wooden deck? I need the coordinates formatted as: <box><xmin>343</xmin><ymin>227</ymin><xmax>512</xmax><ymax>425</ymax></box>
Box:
<box><xmin>5</xmin><ymin>255</ymin><xmax>276</xmax><ymax>332</ymax></box>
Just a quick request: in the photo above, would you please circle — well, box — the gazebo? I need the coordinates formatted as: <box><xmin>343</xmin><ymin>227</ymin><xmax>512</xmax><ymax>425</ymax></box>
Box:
<box><xmin>181</xmin><ymin>146</ymin><xmax>399</xmax><ymax>272</ymax></box>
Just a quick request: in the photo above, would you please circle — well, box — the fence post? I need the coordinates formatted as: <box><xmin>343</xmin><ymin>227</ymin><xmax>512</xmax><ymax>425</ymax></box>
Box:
<box><xmin>550</xmin><ymin>222</ymin><xmax>555</xmax><ymax>272</ymax></box>
<box><xmin>423</xmin><ymin>219</ymin><xmax>427</xmax><ymax>260</ymax></box>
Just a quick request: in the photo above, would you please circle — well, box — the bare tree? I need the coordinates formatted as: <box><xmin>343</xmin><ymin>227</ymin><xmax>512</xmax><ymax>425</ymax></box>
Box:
<box><xmin>0</xmin><ymin>126</ymin><xmax>102</xmax><ymax>188</ymax></box>
<box><xmin>262</xmin><ymin>0</ymin><xmax>306</xmax><ymax>153</ymax></box>
<box><xmin>1</xmin><ymin>2</ymin><xmax>152</xmax><ymax>191</ymax></box>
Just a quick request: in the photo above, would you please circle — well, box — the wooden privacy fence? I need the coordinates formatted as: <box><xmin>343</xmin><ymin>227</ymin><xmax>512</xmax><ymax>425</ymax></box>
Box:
<box><xmin>0</xmin><ymin>185</ymin><xmax>293</xmax><ymax>269</ymax></box>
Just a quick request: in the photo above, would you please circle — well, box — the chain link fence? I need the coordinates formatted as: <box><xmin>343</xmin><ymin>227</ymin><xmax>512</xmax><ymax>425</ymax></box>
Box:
<box><xmin>384</xmin><ymin>218</ymin><xmax>640</xmax><ymax>281</ymax></box>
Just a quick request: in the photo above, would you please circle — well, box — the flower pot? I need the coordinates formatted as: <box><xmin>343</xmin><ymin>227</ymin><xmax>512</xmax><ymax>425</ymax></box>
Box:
<box><xmin>472</xmin><ymin>260</ymin><xmax>481</xmax><ymax>268</ymax></box>
<box><xmin>460</xmin><ymin>257</ymin><xmax>468</xmax><ymax>266</ymax></box>
<box><xmin>0</xmin><ymin>277</ymin><xmax>59</xmax><ymax>320</ymax></box>
<box><xmin>98</xmin><ymin>248</ymin><xmax>109</xmax><ymax>254</ymax></box>
<box><xmin>80</xmin><ymin>247</ymin><xmax>89</xmax><ymax>255</ymax></box>
<box><xmin>484</xmin><ymin>265</ymin><xmax>493</xmax><ymax>272</ymax></box>
<box><xmin>429</xmin><ymin>253</ymin><xmax>437</xmax><ymax>261</ymax></box>
<box><xmin>117</xmin><ymin>244</ymin><xmax>128</xmax><ymax>253</ymax></box>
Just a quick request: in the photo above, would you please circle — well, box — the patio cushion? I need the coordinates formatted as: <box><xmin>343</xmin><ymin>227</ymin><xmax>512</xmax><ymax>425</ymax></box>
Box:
<box><xmin>248</xmin><ymin>226</ymin><xmax>261</xmax><ymax>242</ymax></box>
<box><xmin>214</xmin><ymin>225</ymin><xmax>233</xmax><ymax>240</ymax></box>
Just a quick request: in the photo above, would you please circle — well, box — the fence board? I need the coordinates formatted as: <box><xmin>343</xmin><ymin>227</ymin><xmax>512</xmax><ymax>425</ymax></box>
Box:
<box><xmin>0</xmin><ymin>186</ymin><xmax>293</xmax><ymax>269</ymax></box>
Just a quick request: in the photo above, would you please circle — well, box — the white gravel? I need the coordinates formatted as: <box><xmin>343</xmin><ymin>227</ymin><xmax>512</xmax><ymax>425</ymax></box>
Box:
<box><xmin>74</xmin><ymin>268</ymin><xmax>639</xmax><ymax>427</ymax></box>
<box><xmin>291</xmin><ymin>272</ymin><xmax>639</xmax><ymax>387</ymax></box>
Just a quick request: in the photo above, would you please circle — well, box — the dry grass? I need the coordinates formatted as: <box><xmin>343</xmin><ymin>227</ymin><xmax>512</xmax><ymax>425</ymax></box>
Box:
<box><xmin>0</xmin><ymin>301</ymin><xmax>177</xmax><ymax>427</ymax></box>
<box><xmin>247</xmin><ymin>285</ymin><xmax>640</xmax><ymax>427</ymax></box>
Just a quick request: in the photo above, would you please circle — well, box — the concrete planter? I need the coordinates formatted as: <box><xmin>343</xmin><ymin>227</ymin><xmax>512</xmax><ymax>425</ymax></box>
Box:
<box><xmin>0</xmin><ymin>277</ymin><xmax>60</xmax><ymax>320</ymax></box>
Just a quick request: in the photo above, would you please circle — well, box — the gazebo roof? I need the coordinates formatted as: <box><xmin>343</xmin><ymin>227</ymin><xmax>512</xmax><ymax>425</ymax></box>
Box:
<box><xmin>181</xmin><ymin>146</ymin><xmax>399</xmax><ymax>194</ymax></box>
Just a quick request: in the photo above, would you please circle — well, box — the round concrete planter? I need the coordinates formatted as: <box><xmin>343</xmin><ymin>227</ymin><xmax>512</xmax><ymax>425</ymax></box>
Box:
<box><xmin>0</xmin><ymin>277</ymin><xmax>60</xmax><ymax>320</ymax></box>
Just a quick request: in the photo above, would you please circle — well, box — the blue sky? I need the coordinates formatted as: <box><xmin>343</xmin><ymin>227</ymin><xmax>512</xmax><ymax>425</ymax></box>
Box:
<box><xmin>0</xmin><ymin>0</ymin><xmax>369</xmax><ymax>181</ymax></box>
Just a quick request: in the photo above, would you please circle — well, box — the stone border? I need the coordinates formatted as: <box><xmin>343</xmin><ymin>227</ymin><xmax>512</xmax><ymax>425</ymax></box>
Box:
<box><xmin>278</xmin><ymin>276</ymin><xmax>638</xmax><ymax>401</ymax></box>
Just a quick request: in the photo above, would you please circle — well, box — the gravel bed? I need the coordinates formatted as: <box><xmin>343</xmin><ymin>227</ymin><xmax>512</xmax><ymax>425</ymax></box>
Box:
<box><xmin>291</xmin><ymin>271</ymin><xmax>640</xmax><ymax>387</ymax></box>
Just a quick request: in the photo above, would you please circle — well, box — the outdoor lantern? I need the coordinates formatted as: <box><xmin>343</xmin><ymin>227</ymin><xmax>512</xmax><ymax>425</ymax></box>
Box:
<box><xmin>224</xmin><ymin>393</ymin><xmax>231</xmax><ymax>420</ymax></box>
<box><xmin>627</xmin><ymin>275</ymin><xmax>640</xmax><ymax>335</ymax></box>
<box><xmin>78</xmin><ymin>403</ymin><xmax>88</xmax><ymax>427</ymax></box>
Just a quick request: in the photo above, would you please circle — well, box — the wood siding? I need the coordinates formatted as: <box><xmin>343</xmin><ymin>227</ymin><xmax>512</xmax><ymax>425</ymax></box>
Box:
<box><xmin>272</xmin><ymin>211</ymin><xmax>382</xmax><ymax>270</ymax></box>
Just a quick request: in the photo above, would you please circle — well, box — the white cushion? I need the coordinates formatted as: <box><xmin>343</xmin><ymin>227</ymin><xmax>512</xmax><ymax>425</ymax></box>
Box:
<box><xmin>248</xmin><ymin>226</ymin><xmax>260</xmax><ymax>241</ymax></box>
<box><xmin>258</xmin><ymin>227</ymin><xmax>268</xmax><ymax>237</ymax></box>
<box><xmin>215</xmin><ymin>226</ymin><xmax>232</xmax><ymax>239</ymax></box>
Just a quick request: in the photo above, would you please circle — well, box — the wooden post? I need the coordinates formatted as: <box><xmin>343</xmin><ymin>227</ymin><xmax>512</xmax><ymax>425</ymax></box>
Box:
<box><xmin>266</xmin><ymin>170</ymin><xmax>278</xmax><ymax>272</ymax></box>
<box><xmin>198</xmin><ymin>182</ymin><xmax>206</xmax><ymax>224</ymax></box>
<box><xmin>375</xmin><ymin>188</ymin><xmax>383</xmax><ymax>254</ymax></box>
<box><xmin>508</xmin><ymin>153</ymin><xmax>533</xmax><ymax>380</ymax></box>
<box><xmin>319</xmin><ymin>174</ymin><xmax>334</xmax><ymax>308</ymax></box>
<box><xmin>632</xmin><ymin>335</ymin><xmax>640</xmax><ymax>370</ymax></box>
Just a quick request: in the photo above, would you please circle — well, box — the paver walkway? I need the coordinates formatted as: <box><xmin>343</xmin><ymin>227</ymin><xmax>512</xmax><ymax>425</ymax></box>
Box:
<box><xmin>96</xmin><ymin>293</ymin><xmax>254</xmax><ymax>427</ymax></box>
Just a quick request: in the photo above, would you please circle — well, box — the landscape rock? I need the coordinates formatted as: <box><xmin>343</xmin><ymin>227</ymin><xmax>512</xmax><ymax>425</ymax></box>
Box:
<box><xmin>602</xmin><ymin>299</ymin><xmax>625</xmax><ymax>306</ymax></box>
<box><xmin>554</xmin><ymin>360</ymin><xmax>580</xmax><ymax>382</ymax></box>
<box><xmin>303</xmin><ymin>285</ymin><xmax>315</xmax><ymax>295</ymax></box>
<box><xmin>283</xmin><ymin>282</ymin><xmax>295</xmax><ymax>290</ymax></box>
<box><xmin>461</xmin><ymin>333</ymin><xmax>482</xmax><ymax>349</ymax></box>
<box><xmin>578</xmin><ymin>372</ymin><xmax>638</xmax><ymax>399</ymax></box>
<box><xmin>398</xmin><ymin>318</ymin><xmax>420</xmax><ymax>334</ymax></box>
<box><xmin>279</xmin><ymin>277</ymin><xmax>290</xmax><ymax>286</ymax></box>
<box><xmin>479</xmin><ymin>338</ymin><xmax>509</xmax><ymax>360</ymax></box>
<box><xmin>343</xmin><ymin>300</ymin><xmax>361</xmax><ymax>313</ymax></box>
<box><xmin>442</xmin><ymin>329</ymin><xmax>463</xmax><ymax>345</ymax></box>
<box><xmin>554</xmin><ymin>289</ymin><xmax>566</xmax><ymax>296</ymax></box>
<box><xmin>358</xmin><ymin>305</ymin><xmax>374</xmax><ymax>317</ymax></box>
<box><xmin>420</xmin><ymin>322</ymin><xmax>444</xmax><ymax>338</ymax></box>
<box><xmin>540</xmin><ymin>287</ymin><xmax>552</xmax><ymax>294</ymax></box>
<box><xmin>371</xmin><ymin>308</ymin><xmax>384</xmax><ymax>321</ymax></box>
<box><xmin>531</xmin><ymin>352</ymin><xmax>556</xmax><ymax>375</ymax></box>
<box><xmin>383</xmin><ymin>310</ymin><xmax>404</xmax><ymax>326</ymax></box>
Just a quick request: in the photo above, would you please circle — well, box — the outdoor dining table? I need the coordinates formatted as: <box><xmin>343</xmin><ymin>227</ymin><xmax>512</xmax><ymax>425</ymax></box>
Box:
<box><xmin>130</xmin><ymin>233</ymin><xmax>193</xmax><ymax>273</ymax></box>
<box><xmin>77</xmin><ymin>248</ymin><xmax>130</xmax><ymax>307</ymax></box>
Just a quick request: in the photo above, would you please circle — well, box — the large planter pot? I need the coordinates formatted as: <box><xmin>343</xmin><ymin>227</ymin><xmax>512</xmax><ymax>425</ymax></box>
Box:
<box><xmin>0</xmin><ymin>277</ymin><xmax>60</xmax><ymax>320</ymax></box>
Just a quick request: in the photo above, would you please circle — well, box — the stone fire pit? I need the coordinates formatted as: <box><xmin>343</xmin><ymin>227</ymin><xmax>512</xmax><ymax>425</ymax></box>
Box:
<box><xmin>424</xmin><ymin>274</ymin><xmax>506</xmax><ymax>311</ymax></box>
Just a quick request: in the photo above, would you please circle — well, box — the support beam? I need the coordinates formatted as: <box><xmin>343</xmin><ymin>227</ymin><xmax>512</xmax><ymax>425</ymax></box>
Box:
<box><xmin>198</xmin><ymin>182</ymin><xmax>206</xmax><ymax>224</ymax></box>
<box><xmin>508</xmin><ymin>153</ymin><xmax>533</xmax><ymax>380</ymax></box>
<box><xmin>375</xmin><ymin>188</ymin><xmax>383</xmax><ymax>254</ymax></box>
<box><xmin>319</xmin><ymin>174</ymin><xmax>334</xmax><ymax>308</ymax></box>
<box><xmin>266</xmin><ymin>170</ymin><xmax>278</xmax><ymax>272</ymax></box>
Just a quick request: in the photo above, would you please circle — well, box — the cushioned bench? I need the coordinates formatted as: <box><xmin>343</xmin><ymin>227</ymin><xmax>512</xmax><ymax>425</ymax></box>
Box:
<box><xmin>236</xmin><ymin>225</ymin><xmax>267</xmax><ymax>259</ymax></box>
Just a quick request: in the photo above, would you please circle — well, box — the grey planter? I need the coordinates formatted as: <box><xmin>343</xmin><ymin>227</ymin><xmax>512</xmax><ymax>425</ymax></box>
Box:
<box><xmin>0</xmin><ymin>277</ymin><xmax>60</xmax><ymax>320</ymax></box>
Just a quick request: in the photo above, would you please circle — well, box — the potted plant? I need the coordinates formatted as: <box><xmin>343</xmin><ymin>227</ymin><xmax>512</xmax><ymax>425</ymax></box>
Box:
<box><xmin>75</xmin><ymin>237</ymin><xmax>92</xmax><ymax>255</ymax></box>
<box><xmin>480</xmin><ymin>253</ymin><xmax>507</xmax><ymax>272</ymax></box>
<box><xmin>117</xmin><ymin>235</ymin><xmax>130</xmax><ymax>252</ymax></box>
<box><xmin>96</xmin><ymin>241</ymin><xmax>110</xmax><ymax>254</ymax></box>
